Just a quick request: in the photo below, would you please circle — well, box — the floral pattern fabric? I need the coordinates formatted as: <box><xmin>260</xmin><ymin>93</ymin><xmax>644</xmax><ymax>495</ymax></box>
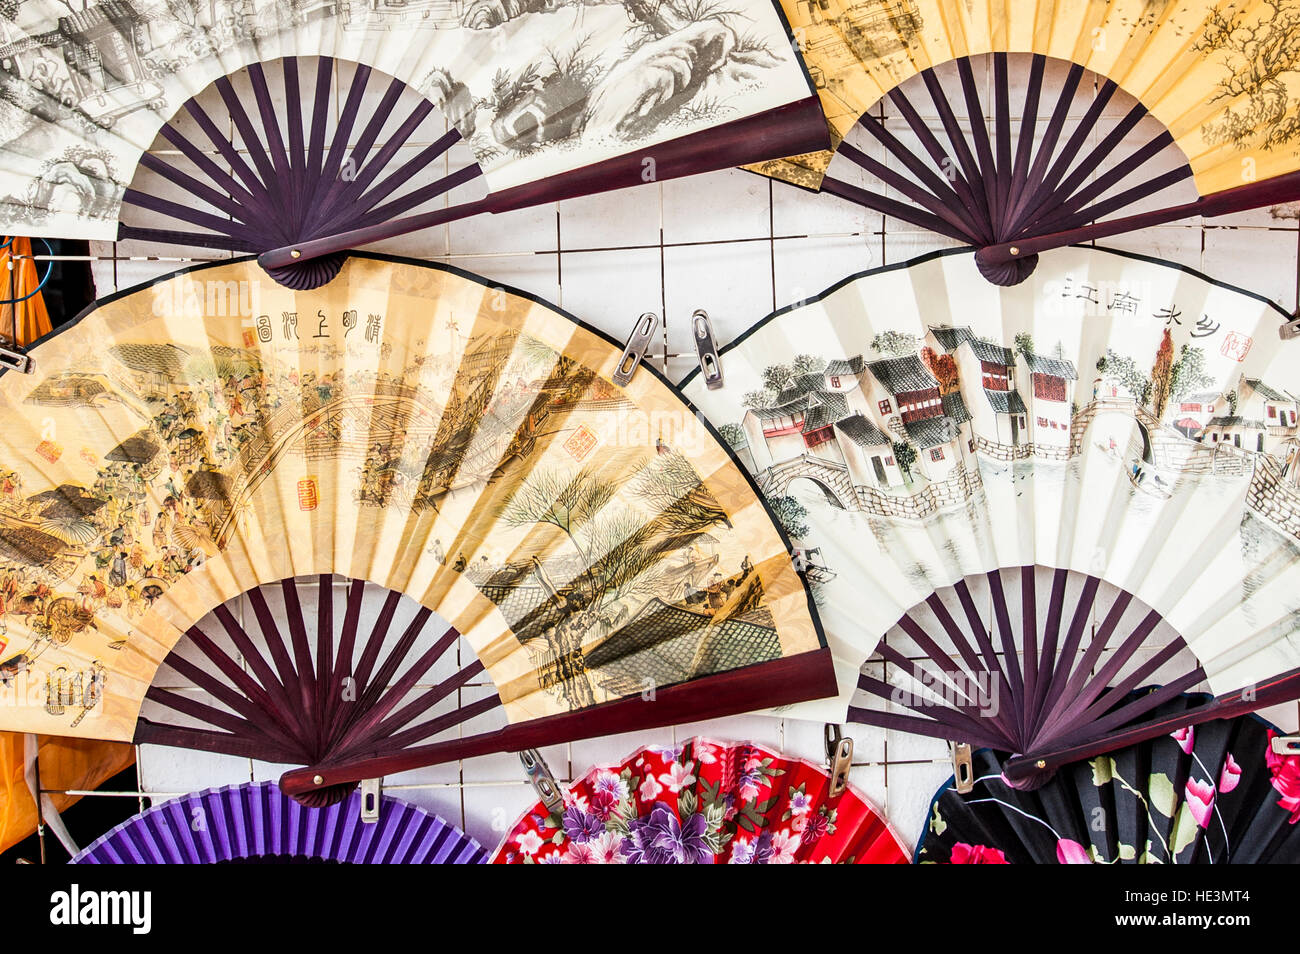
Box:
<box><xmin>918</xmin><ymin>694</ymin><xmax>1300</xmax><ymax>864</ymax></box>
<box><xmin>493</xmin><ymin>738</ymin><xmax>908</xmax><ymax>864</ymax></box>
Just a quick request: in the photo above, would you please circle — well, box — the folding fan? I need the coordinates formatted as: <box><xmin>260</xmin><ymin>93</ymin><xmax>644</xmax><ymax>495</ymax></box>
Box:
<box><xmin>493</xmin><ymin>736</ymin><xmax>907</xmax><ymax>863</ymax></box>
<box><xmin>917</xmin><ymin>693</ymin><xmax>1300</xmax><ymax>864</ymax></box>
<box><xmin>0</xmin><ymin>254</ymin><xmax>833</xmax><ymax>805</ymax></box>
<box><xmin>749</xmin><ymin>2</ymin><xmax>1300</xmax><ymax>282</ymax></box>
<box><xmin>73</xmin><ymin>779</ymin><xmax>486</xmax><ymax>864</ymax></box>
<box><xmin>0</xmin><ymin>2</ymin><xmax>829</xmax><ymax>288</ymax></box>
<box><xmin>683</xmin><ymin>244</ymin><xmax>1300</xmax><ymax>786</ymax></box>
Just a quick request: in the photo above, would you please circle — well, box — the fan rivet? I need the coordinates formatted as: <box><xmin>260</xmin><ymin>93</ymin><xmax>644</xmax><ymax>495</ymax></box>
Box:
<box><xmin>1009</xmin><ymin>246</ymin><xmax>1020</xmax><ymax>256</ymax></box>
<box><xmin>291</xmin><ymin>249</ymin><xmax>302</xmax><ymax>259</ymax></box>
<box><xmin>313</xmin><ymin>774</ymin><xmax>324</xmax><ymax>785</ymax></box>
<box><xmin>1035</xmin><ymin>759</ymin><xmax>1046</xmax><ymax>769</ymax></box>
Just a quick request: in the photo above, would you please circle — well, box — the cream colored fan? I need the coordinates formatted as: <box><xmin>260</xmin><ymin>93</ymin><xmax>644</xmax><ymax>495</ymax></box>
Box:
<box><xmin>0</xmin><ymin>0</ymin><xmax>825</xmax><ymax>266</ymax></box>
<box><xmin>0</xmin><ymin>255</ymin><xmax>832</xmax><ymax>803</ymax></box>
<box><xmin>684</xmin><ymin>244</ymin><xmax>1300</xmax><ymax>782</ymax></box>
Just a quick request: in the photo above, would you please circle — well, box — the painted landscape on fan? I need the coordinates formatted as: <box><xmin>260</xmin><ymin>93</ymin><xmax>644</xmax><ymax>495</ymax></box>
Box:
<box><xmin>0</xmin><ymin>255</ymin><xmax>821</xmax><ymax>740</ymax></box>
<box><xmin>0</xmin><ymin>0</ymin><xmax>813</xmax><ymax>236</ymax></box>
<box><xmin>683</xmin><ymin>246</ymin><xmax>1300</xmax><ymax>719</ymax></box>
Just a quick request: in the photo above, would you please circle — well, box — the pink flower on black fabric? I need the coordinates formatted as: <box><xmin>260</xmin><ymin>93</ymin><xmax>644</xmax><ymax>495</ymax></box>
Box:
<box><xmin>625</xmin><ymin>802</ymin><xmax>712</xmax><ymax>864</ymax></box>
<box><xmin>1218</xmin><ymin>753</ymin><xmax>1242</xmax><ymax>794</ymax></box>
<box><xmin>1266</xmin><ymin>730</ymin><xmax>1300</xmax><ymax>824</ymax></box>
<box><xmin>1171</xmin><ymin>726</ymin><xmax>1195</xmax><ymax>755</ymax></box>
<box><xmin>1055</xmin><ymin>839</ymin><xmax>1093</xmax><ymax>864</ymax></box>
<box><xmin>949</xmin><ymin>842</ymin><xmax>1008</xmax><ymax>864</ymax></box>
<box><xmin>1185</xmin><ymin>777</ymin><xmax>1216</xmax><ymax>828</ymax></box>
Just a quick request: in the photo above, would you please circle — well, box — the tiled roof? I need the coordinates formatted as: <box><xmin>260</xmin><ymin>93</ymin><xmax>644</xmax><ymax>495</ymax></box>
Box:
<box><xmin>941</xmin><ymin>392</ymin><xmax>970</xmax><ymax>424</ymax></box>
<box><xmin>825</xmin><ymin>356</ymin><xmax>865</xmax><ymax>376</ymax></box>
<box><xmin>1024</xmin><ymin>353</ymin><xmax>1078</xmax><ymax>380</ymax></box>
<box><xmin>800</xmin><ymin>392</ymin><xmax>849</xmax><ymax>432</ymax></box>
<box><xmin>1181</xmin><ymin>391</ymin><xmax>1221</xmax><ymax>405</ymax></box>
<box><xmin>1206</xmin><ymin>416</ymin><xmax>1264</xmax><ymax>429</ymax></box>
<box><xmin>776</xmin><ymin>372</ymin><xmax>827</xmax><ymax>405</ymax></box>
<box><xmin>0</xmin><ymin>524</ymin><xmax>67</xmax><ymax>567</ymax></box>
<box><xmin>746</xmin><ymin>398</ymin><xmax>807</xmax><ymax>421</ymax></box>
<box><xmin>835</xmin><ymin>413</ymin><xmax>889</xmax><ymax>447</ymax></box>
<box><xmin>584</xmin><ymin>598</ymin><xmax>781</xmax><ymax>693</ymax></box>
<box><xmin>928</xmin><ymin>325</ymin><xmax>973</xmax><ymax>351</ymax></box>
<box><xmin>867</xmin><ymin>355</ymin><xmax>937</xmax><ymax>395</ymax></box>
<box><xmin>106</xmin><ymin>431</ymin><xmax>160</xmax><ymax>464</ymax></box>
<box><xmin>1244</xmin><ymin>378</ymin><xmax>1294</xmax><ymax>403</ymax></box>
<box><xmin>968</xmin><ymin>338</ymin><xmax>1017</xmax><ymax>366</ymax></box>
<box><xmin>984</xmin><ymin>389</ymin><xmax>1027</xmax><ymax>415</ymax></box>
<box><xmin>904</xmin><ymin>416</ymin><xmax>957</xmax><ymax>449</ymax></box>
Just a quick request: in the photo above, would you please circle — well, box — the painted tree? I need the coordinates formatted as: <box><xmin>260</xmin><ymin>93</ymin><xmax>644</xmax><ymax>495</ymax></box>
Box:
<box><xmin>1149</xmin><ymin>329</ymin><xmax>1175</xmax><ymax>421</ymax></box>
<box><xmin>716</xmin><ymin>422</ymin><xmax>747</xmax><ymax>449</ymax></box>
<box><xmin>767</xmin><ymin>494</ymin><xmax>810</xmax><ymax>539</ymax></box>
<box><xmin>1168</xmin><ymin>344</ymin><xmax>1215</xmax><ymax>401</ymax></box>
<box><xmin>920</xmin><ymin>346</ymin><xmax>960</xmax><ymax>394</ymax></box>
<box><xmin>761</xmin><ymin>364</ymin><xmax>794</xmax><ymax>393</ymax></box>
<box><xmin>891</xmin><ymin>440</ymin><xmax>918</xmax><ymax>486</ymax></box>
<box><xmin>1195</xmin><ymin>1</ymin><xmax>1300</xmax><ymax>151</ymax></box>
<box><xmin>1013</xmin><ymin>332</ymin><xmax>1035</xmax><ymax>357</ymax></box>
<box><xmin>871</xmin><ymin>330</ymin><xmax>918</xmax><ymax>357</ymax></box>
<box><xmin>1096</xmin><ymin>350</ymin><xmax>1151</xmax><ymax>405</ymax></box>
<box><xmin>791</xmin><ymin>354</ymin><xmax>827</xmax><ymax>376</ymax></box>
<box><xmin>742</xmin><ymin>389</ymin><xmax>777</xmax><ymax>410</ymax></box>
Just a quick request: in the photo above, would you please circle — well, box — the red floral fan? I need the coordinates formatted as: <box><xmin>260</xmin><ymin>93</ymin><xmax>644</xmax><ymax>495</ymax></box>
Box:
<box><xmin>493</xmin><ymin>737</ymin><xmax>907</xmax><ymax>864</ymax></box>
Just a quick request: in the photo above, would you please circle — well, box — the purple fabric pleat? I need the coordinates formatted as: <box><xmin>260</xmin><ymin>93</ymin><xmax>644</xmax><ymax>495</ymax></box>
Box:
<box><xmin>71</xmin><ymin>781</ymin><xmax>485</xmax><ymax>865</ymax></box>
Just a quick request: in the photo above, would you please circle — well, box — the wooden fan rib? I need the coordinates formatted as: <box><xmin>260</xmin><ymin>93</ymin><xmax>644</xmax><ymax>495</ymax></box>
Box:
<box><xmin>1030</xmin><ymin>130</ymin><xmax>1177</xmax><ymax>233</ymax></box>
<box><xmin>876</xmin><ymin>642</ymin><xmax>993</xmax><ymax>728</ymax></box>
<box><xmin>182</xmin><ymin>99</ymin><xmax>275</xmax><ymax>214</ymax></box>
<box><xmin>145</xmin><ymin>685</ymin><xmax>300</xmax><ymax>761</ymax></box>
<box><xmin>314</xmin><ymin>574</ymin><xmax>335</xmax><ymax>757</ymax></box>
<box><xmin>316</xmin><ymin>64</ymin><xmax>373</xmax><ymax>205</ymax></box>
<box><xmin>1035</xmin><ymin>588</ymin><xmax>1134</xmax><ymax>742</ymax></box>
<box><xmin>846</xmin><ymin>699</ymin><xmax>1007</xmax><ymax>751</ymax></box>
<box><xmin>155</xmin><ymin>123</ymin><xmax>263</xmax><ymax>212</ymax></box>
<box><xmin>343</xmin><ymin>130</ymin><xmax>463</xmax><ymax>228</ymax></box>
<box><xmin>349</xmin><ymin>590</ymin><xmax>404</xmax><ymax>701</ymax></box>
<box><xmin>303</xmin><ymin>57</ymin><xmax>335</xmax><ymax>204</ymax></box>
<box><xmin>323</xmin><ymin>578</ymin><xmax>368</xmax><ymax>746</ymax></box>
<box><xmin>1036</xmin><ymin>574</ymin><xmax>1100</xmax><ymax>725</ymax></box>
<box><xmin>338</xmin><ymin>606</ymin><xmax>434</xmax><ymax>743</ymax></box>
<box><xmin>246</xmin><ymin>586</ymin><xmax>305</xmax><ymax>710</ymax></box>
<box><xmin>821</xmin><ymin>175</ymin><xmax>972</xmax><ymax>242</ymax></box>
<box><xmin>279</xmin><ymin>578</ymin><xmax>321</xmax><ymax>734</ymax></box>
<box><xmin>330</xmin><ymin>624</ymin><xmax>458</xmax><ymax>755</ymax></box>
<box><xmin>178</xmin><ymin>623</ymin><xmax>306</xmax><ymax>748</ymax></box>
<box><xmin>348</xmin><ymin>164</ymin><xmax>484</xmax><ymax>235</ymax></box>
<box><xmin>985</xmin><ymin>570</ymin><xmax>1026</xmax><ymax>743</ymax></box>
<box><xmin>116</xmin><ymin>225</ymin><xmax>258</xmax><ymax>252</ymax></box>
<box><xmin>1026</xmin><ymin>568</ymin><xmax>1069</xmax><ymax>739</ymax></box>
<box><xmin>211</xmin><ymin>603</ymin><xmax>299</xmax><ymax>721</ymax></box>
<box><xmin>1000</xmin><ymin>54</ymin><xmax>1046</xmax><ymax>240</ymax></box>
<box><xmin>1003</xmin><ymin>62</ymin><xmax>1085</xmax><ymax>232</ymax></box>
<box><xmin>873</xmin><ymin>90</ymin><xmax>982</xmax><ymax>243</ymax></box>
<box><xmin>847</xmin><ymin>126</ymin><xmax>982</xmax><ymax>242</ymax></box>
<box><xmin>991</xmin><ymin>53</ymin><xmax>1013</xmax><ymax>238</ymax></box>
<box><xmin>119</xmin><ymin>188</ymin><xmax>248</xmax><ymax>244</ymax></box>
<box><xmin>1018</xmin><ymin>565</ymin><xmax>1039</xmax><ymax>746</ymax></box>
<box><xmin>1008</xmin><ymin>79</ymin><xmax>1119</xmax><ymax>234</ymax></box>
<box><xmin>855</xmin><ymin>670</ymin><xmax>1010</xmax><ymax>746</ymax></box>
<box><xmin>1049</xmin><ymin>166</ymin><xmax>1194</xmax><ymax>236</ymax></box>
<box><xmin>247</xmin><ymin>62</ymin><xmax>293</xmax><ymax>207</ymax></box>
<box><xmin>134</xmin><ymin>719</ymin><xmax>291</xmax><ymax>762</ymax></box>
<box><xmin>340</xmin><ymin>655</ymin><xmax>483</xmax><ymax>759</ymax></box>
<box><xmin>378</xmin><ymin>693</ymin><xmax>500</xmax><ymax>752</ymax></box>
<box><xmin>154</xmin><ymin>649</ymin><xmax>308</xmax><ymax>757</ymax></box>
<box><xmin>1066</xmin><ymin>638</ymin><xmax>1189</xmax><ymax>736</ymax></box>
<box><xmin>955</xmin><ymin>57</ymin><xmax>999</xmax><ymax>228</ymax></box>
<box><xmin>136</xmin><ymin>153</ymin><xmax>255</xmax><ymax>229</ymax></box>
<box><xmin>299</xmin><ymin>75</ymin><xmax>412</xmax><ymax>237</ymax></box>
<box><xmin>212</xmin><ymin>77</ymin><xmax>289</xmax><ymax>232</ymax></box>
<box><xmin>919</xmin><ymin>68</ymin><xmax>993</xmax><ymax>228</ymax></box>
<box><xmin>1038</xmin><ymin>608</ymin><xmax>1163</xmax><ymax>744</ymax></box>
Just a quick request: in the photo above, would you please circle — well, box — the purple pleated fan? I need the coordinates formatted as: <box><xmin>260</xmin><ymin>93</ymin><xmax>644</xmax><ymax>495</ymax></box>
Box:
<box><xmin>72</xmin><ymin>780</ymin><xmax>485</xmax><ymax>865</ymax></box>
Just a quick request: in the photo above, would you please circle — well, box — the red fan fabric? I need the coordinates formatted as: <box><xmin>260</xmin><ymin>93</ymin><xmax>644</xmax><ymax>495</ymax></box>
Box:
<box><xmin>494</xmin><ymin>737</ymin><xmax>907</xmax><ymax>864</ymax></box>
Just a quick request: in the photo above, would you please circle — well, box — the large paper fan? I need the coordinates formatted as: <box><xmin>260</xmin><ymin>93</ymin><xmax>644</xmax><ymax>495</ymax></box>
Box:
<box><xmin>0</xmin><ymin>254</ymin><xmax>833</xmax><ymax>805</ymax></box>
<box><xmin>0</xmin><ymin>2</ymin><xmax>829</xmax><ymax>286</ymax></box>
<box><xmin>684</xmin><ymin>245</ymin><xmax>1300</xmax><ymax>785</ymax></box>
<box><xmin>749</xmin><ymin>2</ymin><xmax>1300</xmax><ymax>281</ymax></box>
<box><xmin>917</xmin><ymin>694</ymin><xmax>1300</xmax><ymax>864</ymax></box>
<box><xmin>493</xmin><ymin>736</ymin><xmax>908</xmax><ymax>863</ymax></box>
<box><xmin>73</xmin><ymin>779</ymin><xmax>487</xmax><ymax>863</ymax></box>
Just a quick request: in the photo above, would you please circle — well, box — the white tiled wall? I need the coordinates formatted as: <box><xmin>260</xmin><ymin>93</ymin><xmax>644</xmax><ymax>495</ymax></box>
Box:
<box><xmin>56</xmin><ymin>55</ymin><xmax>1300</xmax><ymax>856</ymax></box>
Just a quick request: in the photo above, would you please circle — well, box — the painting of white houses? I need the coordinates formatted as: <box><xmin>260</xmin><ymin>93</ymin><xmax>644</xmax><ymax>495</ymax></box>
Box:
<box><xmin>1238</xmin><ymin>377</ymin><xmax>1299</xmax><ymax>453</ymax></box>
<box><xmin>862</xmin><ymin>355</ymin><xmax>965</xmax><ymax>481</ymax></box>
<box><xmin>833</xmin><ymin>413</ymin><xmax>902</xmax><ymax>490</ymax></box>
<box><xmin>925</xmin><ymin>326</ymin><xmax>1027</xmax><ymax>448</ymax></box>
<box><xmin>1020</xmin><ymin>351</ymin><xmax>1078</xmax><ymax>448</ymax></box>
<box><xmin>1201</xmin><ymin>415</ymin><xmax>1266</xmax><ymax>452</ymax></box>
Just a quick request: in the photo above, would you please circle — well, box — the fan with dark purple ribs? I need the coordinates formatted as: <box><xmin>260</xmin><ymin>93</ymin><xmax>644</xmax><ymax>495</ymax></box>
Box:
<box><xmin>848</xmin><ymin>566</ymin><xmax>1300</xmax><ymax>788</ymax></box>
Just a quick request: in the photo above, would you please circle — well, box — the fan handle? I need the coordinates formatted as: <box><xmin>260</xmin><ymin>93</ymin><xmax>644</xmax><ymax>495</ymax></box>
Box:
<box><xmin>1004</xmin><ymin>664</ymin><xmax>1300</xmax><ymax>782</ymax></box>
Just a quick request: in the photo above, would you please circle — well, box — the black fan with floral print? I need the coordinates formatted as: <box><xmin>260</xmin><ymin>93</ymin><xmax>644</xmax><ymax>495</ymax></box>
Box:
<box><xmin>916</xmin><ymin>694</ymin><xmax>1300</xmax><ymax>864</ymax></box>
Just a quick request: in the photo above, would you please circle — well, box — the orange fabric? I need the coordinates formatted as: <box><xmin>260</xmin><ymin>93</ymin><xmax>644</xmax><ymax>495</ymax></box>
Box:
<box><xmin>0</xmin><ymin>734</ymin><xmax>135</xmax><ymax>854</ymax></box>
<box><xmin>0</xmin><ymin>237</ymin><xmax>51</xmax><ymax>347</ymax></box>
